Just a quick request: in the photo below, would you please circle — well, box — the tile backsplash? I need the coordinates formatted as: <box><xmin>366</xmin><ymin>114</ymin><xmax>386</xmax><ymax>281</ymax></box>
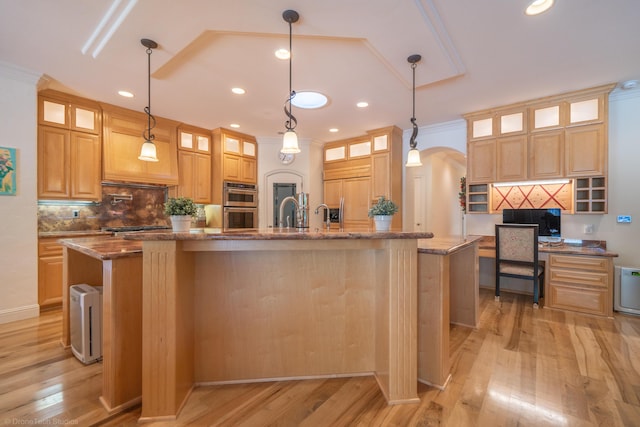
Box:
<box><xmin>38</xmin><ymin>183</ymin><xmax>170</xmax><ymax>232</ymax></box>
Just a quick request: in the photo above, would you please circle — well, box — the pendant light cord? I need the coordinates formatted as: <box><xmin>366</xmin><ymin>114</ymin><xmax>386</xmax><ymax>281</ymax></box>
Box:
<box><xmin>284</xmin><ymin>17</ymin><xmax>297</xmax><ymax>132</ymax></box>
<box><xmin>409</xmin><ymin>61</ymin><xmax>418</xmax><ymax>149</ymax></box>
<box><xmin>144</xmin><ymin>46</ymin><xmax>156</xmax><ymax>142</ymax></box>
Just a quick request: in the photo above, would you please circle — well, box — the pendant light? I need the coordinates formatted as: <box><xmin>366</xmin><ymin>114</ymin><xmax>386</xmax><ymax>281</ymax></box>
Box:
<box><xmin>280</xmin><ymin>10</ymin><xmax>301</xmax><ymax>154</ymax></box>
<box><xmin>138</xmin><ymin>38</ymin><xmax>159</xmax><ymax>162</ymax></box>
<box><xmin>405</xmin><ymin>54</ymin><xmax>422</xmax><ymax>167</ymax></box>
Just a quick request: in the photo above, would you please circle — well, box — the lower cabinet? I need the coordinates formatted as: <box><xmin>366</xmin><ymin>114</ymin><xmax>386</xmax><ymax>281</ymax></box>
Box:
<box><xmin>546</xmin><ymin>254</ymin><xmax>613</xmax><ymax>317</ymax></box>
<box><xmin>38</xmin><ymin>238</ymin><xmax>63</xmax><ymax>308</ymax></box>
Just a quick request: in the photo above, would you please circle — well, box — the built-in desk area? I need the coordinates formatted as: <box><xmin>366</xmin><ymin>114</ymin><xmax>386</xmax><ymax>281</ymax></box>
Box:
<box><xmin>476</xmin><ymin>235</ymin><xmax>618</xmax><ymax>317</ymax></box>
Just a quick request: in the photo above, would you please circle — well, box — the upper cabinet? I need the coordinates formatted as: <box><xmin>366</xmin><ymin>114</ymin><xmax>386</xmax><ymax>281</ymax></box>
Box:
<box><xmin>37</xmin><ymin>91</ymin><xmax>102</xmax><ymax>200</ymax></box>
<box><xmin>464</xmin><ymin>84</ymin><xmax>615</xmax><ymax>213</ymax></box>
<box><xmin>322</xmin><ymin>126</ymin><xmax>403</xmax><ymax>230</ymax></box>
<box><xmin>211</xmin><ymin>128</ymin><xmax>258</xmax><ymax>204</ymax></box>
<box><xmin>177</xmin><ymin>125</ymin><xmax>212</xmax><ymax>204</ymax></box>
<box><xmin>102</xmin><ymin>103</ymin><xmax>180</xmax><ymax>186</ymax></box>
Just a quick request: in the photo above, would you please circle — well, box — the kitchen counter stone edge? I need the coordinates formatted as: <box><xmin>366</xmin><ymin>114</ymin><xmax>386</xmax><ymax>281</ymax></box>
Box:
<box><xmin>122</xmin><ymin>229</ymin><xmax>435</xmax><ymax>241</ymax></box>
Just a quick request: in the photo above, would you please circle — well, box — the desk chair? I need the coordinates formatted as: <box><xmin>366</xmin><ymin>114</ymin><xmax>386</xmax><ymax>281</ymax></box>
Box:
<box><xmin>495</xmin><ymin>224</ymin><xmax>544</xmax><ymax>308</ymax></box>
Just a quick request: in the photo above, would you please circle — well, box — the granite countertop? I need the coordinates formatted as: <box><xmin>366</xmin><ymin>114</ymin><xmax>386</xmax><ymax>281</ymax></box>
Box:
<box><xmin>39</xmin><ymin>230</ymin><xmax>112</xmax><ymax>238</ymax></box>
<box><xmin>122</xmin><ymin>228</ymin><xmax>435</xmax><ymax>241</ymax></box>
<box><xmin>478</xmin><ymin>235</ymin><xmax>618</xmax><ymax>257</ymax></box>
<box><xmin>417</xmin><ymin>235</ymin><xmax>483</xmax><ymax>255</ymax></box>
<box><xmin>58</xmin><ymin>236</ymin><xmax>142</xmax><ymax>260</ymax></box>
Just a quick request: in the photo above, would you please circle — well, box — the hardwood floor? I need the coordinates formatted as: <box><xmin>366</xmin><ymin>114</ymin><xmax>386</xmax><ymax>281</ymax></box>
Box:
<box><xmin>1</xmin><ymin>288</ymin><xmax>639</xmax><ymax>426</ymax></box>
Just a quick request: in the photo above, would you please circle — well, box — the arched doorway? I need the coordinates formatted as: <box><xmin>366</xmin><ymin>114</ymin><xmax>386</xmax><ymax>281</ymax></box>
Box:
<box><xmin>405</xmin><ymin>147</ymin><xmax>466</xmax><ymax>237</ymax></box>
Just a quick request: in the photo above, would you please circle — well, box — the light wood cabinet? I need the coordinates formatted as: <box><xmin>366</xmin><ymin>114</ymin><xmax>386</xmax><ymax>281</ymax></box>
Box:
<box><xmin>322</xmin><ymin>126</ymin><xmax>402</xmax><ymax>230</ymax></box>
<box><xmin>575</xmin><ymin>177</ymin><xmax>607</xmax><ymax>213</ymax></box>
<box><xmin>496</xmin><ymin>135</ymin><xmax>527</xmax><ymax>182</ymax></box>
<box><xmin>178</xmin><ymin>151</ymin><xmax>211</xmax><ymax>203</ymax></box>
<box><xmin>37</xmin><ymin>91</ymin><xmax>101</xmax><ymax>201</ymax></box>
<box><xmin>102</xmin><ymin>103</ymin><xmax>179</xmax><ymax>185</ymax></box>
<box><xmin>467</xmin><ymin>139</ymin><xmax>496</xmax><ymax>184</ymax></box>
<box><xmin>38</xmin><ymin>238</ymin><xmax>63</xmax><ymax>308</ymax></box>
<box><xmin>39</xmin><ymin>91</ymin><xmax>101</xmax><ymax>135</ymax></box>
<box><xmin>546</xmin><ymin>254</ymin><xmax>613</xmax><ymax>317</ymax></box>
<box><xmin>324</xmin><ymin>177</ymin><xmax>371</xmax><ymax>230</ymax></box>
<box><xmin>464</xmin><ymin>84</ymin><xmax>615</xmax><ymax>214</ymax></box>
<box><xmin>528</xmin><ymin>130</ymin><xmax>564</xmax><ymax>179</ymax></box>
<box><xmin>212</xmin><ymin>128</ymin><xmax>258</xmax><ymax>204</ymax></box>
<box><xmin>177</xmin><ymin>126</ymin><xmax>212</xmax><ymax>203</ymax></box>
<box><xmin>178</xmin><ymin>126</ymin><xmax>211</xmax><ymax>154</ymax></box>
<box><xmin>565</xmin><ymin>123</ymin><xmax>606</xmax><ymax>177</ymax></box>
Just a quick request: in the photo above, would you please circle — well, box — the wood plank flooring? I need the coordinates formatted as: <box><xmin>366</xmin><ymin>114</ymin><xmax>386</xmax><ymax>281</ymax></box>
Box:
<box><xmin>1</xmin><ymin>288</ymin><xmax>639</xmax><ymax>426</ymax></box>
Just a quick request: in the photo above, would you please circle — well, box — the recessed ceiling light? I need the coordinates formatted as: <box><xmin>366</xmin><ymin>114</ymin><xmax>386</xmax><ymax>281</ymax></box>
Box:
<box><xmin>291</xmin><ymin>91</ymin><xmax>328</xmax><ymax>109</ymax></box>
<box><xmin>275</xmin><ymin>48</ymin><xmax>290</xmax><ymax>60</ymax></box>
<box><xmin>329</xmin><ymin>128</ymin><xmax>339</xmax><ymax>133</ymax></box>
<box><xmin>230</xmin><ymin>123</ymin><xmax>240</xmax><ymax>128</ymax></box>
<box><xmin>525</xmin><ymin>0</ymin><xmax>554</xmax><ymax>16</ymax></box>
<box><xmin>231</xmin><ymin>87</ymin><xmax>245</xmax><ymax>95</ymax></box>
<box><xmin>356</xmin><ymin>101</ymin><xmax>369</xmax><ymax>108</ymax></box>
<box><xmin>118</xmin><ymin>90</ymin><xmax>134</xmax><ymax>98</ymax></box>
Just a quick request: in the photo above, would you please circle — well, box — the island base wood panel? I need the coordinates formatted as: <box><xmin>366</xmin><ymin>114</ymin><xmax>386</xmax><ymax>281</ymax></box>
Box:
<box><xmin>417</xmin><ymin>242</ymin><xmax>479</xmax><ymax>389</ymax></box>
<box><xmin>61</xmin><ymin>247</ymin><xmax>143</xmax><ymax>415</ymax></box>
<box><xmin>140</xmin><ymin>238</ymin><xmax>420</xmax><ymax>421</ymax></box>
<box><xmin>140</xmin><ymin>241</ymin><xmax>194</xmax><ymax>421</ymax></box>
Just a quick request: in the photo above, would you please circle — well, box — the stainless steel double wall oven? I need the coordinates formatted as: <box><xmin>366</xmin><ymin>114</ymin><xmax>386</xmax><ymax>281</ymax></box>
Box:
<box><xmin>223</xmin><ymin>181</ymin><xmax>258</xmax><ymax>231</ymax></box>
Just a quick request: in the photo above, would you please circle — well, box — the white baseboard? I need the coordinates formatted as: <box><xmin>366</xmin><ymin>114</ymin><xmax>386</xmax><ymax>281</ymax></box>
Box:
<box><xmin>0</xmin><ymin>304</ymin><xmax>39</xmax><ymax>324</ymax></box>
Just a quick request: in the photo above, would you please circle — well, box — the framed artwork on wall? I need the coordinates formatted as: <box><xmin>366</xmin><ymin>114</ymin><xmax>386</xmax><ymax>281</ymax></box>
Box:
<box><xmin>0</xmin><ymin>146</ymin><xmax>16</xmax><ymax>195</ymax></box>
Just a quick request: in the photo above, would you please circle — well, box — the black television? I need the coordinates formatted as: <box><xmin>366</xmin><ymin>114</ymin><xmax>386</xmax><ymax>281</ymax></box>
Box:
<box><xmin>502</xmin><ymin>208</ymin><xmax>561</xmax><ymax>237</ymax></box>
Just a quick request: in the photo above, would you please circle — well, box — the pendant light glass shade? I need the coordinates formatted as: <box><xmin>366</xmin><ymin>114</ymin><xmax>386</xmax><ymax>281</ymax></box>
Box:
<box><xmin>281</xmin><ymin>130</ymin><xmax>300</xmax><ymax>153</ymax></box>
<box><xmin>405</xmin><ymin>148</ymin><xmax>422</xmax><ymax>167</ymax></box>
<box><xmin>139</xmin><ymin>38</ymin><xmax>159</xmax><ymax>162</ymax></box>
<box><xmin>138</xmin><ymin>140</ymin><xmax>159</xmax><ymax>162</ymax></box>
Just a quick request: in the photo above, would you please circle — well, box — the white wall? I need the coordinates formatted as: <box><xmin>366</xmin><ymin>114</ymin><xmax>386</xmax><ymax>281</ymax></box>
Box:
<box><xmin>0</xmin><ymin>62</ymin><xmax>40</xmax><ymax>323</ymax></box>
<box><xmin>257</xmin><ymin>136</ymin><xmax>324</xmax><ymax>230</ymax></box>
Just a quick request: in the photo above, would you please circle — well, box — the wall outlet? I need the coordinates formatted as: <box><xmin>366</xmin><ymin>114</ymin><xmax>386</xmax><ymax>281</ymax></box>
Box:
<box><xmin>72</xmin><ymin>210</ymin><xmax>79</xmax><ymax>218</ymax></box>
<box><xmin>583</xmin><ymin>224</ymin><xmax>594</xmax><ymax>234</ymax></box>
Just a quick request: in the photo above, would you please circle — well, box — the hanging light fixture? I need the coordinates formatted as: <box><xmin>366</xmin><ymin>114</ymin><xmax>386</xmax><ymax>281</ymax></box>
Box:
<box><xmin>280</xmin><ymin>9</ymin><xmax>301</xmax><ymax>154</ymax></box>
<box><xmin>138</xmin><ymin>38</ymin><xmax>159</xmax><ymax>162</ymax></box>
<box><xmin>406</xmin><ymin>54</ymin><xmax>422</xmax><ymax>167</ymax></box>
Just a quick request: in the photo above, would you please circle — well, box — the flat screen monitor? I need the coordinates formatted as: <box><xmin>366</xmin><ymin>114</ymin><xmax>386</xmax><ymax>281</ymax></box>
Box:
<box><xmin>502</xmin><ymin>208</ymin><xmax>561</xmax><ymax>237</ymax></box>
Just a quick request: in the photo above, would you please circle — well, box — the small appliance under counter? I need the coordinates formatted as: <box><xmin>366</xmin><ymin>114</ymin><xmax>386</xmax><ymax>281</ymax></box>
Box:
<box><xmin>615</xmin><ymin>267</ymin><xmax>640</xmax><ymax>315</ymax></box>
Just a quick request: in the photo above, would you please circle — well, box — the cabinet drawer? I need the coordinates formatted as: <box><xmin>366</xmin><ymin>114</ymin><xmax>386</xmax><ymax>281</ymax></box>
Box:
<box><xmin>549</xmin><ymin>268</ymin><xmax>608</xmax><ymax>289</ymax></box>
<box><xmin>548</xmin><ymin>254</ymin><xmax>608</xmax><ymax>272</ymax></box>
<box><xmin>548</xmin><ymin>284</ymin><xmax>609</xmax><ymax>316</ymax></box>
<box><xmin>39</xmin><ymin>239</ymin><xmax>63</xmax><ymax>257</ymax></box>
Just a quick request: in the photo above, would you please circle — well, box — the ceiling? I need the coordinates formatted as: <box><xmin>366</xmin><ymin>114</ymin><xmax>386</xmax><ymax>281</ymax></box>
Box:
<box><xmin>1</xmin><ymin>0</ymin><xmax>639</xmax><ymax>143</ymax></box>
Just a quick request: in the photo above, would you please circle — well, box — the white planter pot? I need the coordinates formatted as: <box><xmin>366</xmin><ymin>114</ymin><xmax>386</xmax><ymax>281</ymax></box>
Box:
<box><xmin>170</xmin><ymin>215</ymin><xmax>192</xmax><ymax>232</ymax></box>
<box><xmin>373</xmin><ymin>215</ymin><xmax>393</xmax><ymax>232</ymax></box>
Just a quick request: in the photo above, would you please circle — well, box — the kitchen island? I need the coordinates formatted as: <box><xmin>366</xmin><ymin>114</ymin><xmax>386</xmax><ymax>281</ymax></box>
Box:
<box><xmin>59</xmin><ymin>236</ymin><xmax>143</xmax><ymax>414</ymax></box>
<box><xmin>124</xmin><ymin>229</ymin><xmax>433</xmax><ymax>421</ymax></box>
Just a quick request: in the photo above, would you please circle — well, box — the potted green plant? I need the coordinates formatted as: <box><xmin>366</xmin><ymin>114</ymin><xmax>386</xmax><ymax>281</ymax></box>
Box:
<box><xmin>164</xmin><ymin>197</ymin><xmax>198</xmax><ymax>232</ymax></box>
<box><xmin>368</xmin><ymin>196</ymin><xmax>398</xmax><ymax>231</ymax></box>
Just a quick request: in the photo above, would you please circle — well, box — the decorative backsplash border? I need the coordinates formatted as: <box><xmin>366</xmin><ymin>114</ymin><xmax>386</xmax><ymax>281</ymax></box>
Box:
<box><xmin>492</xmin><ymin>182</ymin><xmax>572</xmax><ymax>212</ymax></box>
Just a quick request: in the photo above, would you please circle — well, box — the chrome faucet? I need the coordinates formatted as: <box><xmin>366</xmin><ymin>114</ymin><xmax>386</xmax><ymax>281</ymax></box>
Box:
<box><xmin>278</xmin><ymin>192</ymin><xmax>309</xmax><ymax>230</ymax></box>
<box><xmin>279</xmin><ymin>196</ymin><xmax>299</xmax><ymax>229</ymax></box>
<box><xmin>314</xmin><ymin>203</ymin><xmax>331</xmax><ymax>230</ymax></box>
